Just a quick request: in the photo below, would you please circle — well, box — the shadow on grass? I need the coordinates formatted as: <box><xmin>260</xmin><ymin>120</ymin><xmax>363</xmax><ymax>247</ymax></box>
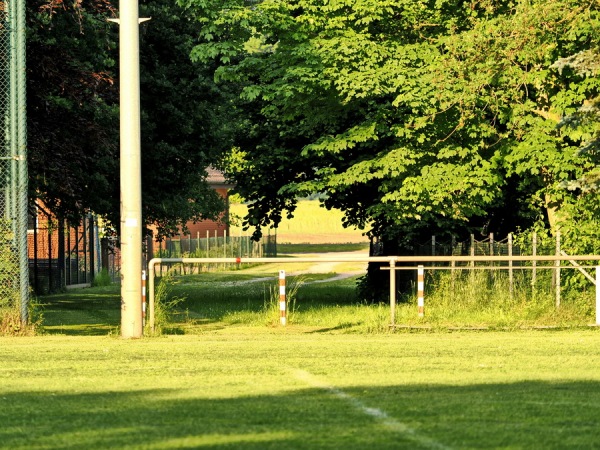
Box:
<box><xmin>36</xmin><ymin>279</ymin><xmax>367</xmax><ymax>335</ymax></box>
<box><xmin>1</xmin><ymin>381</ymin><xmax>599</xmax><ymax>449</ymax></box>
<box><xmin>39</xmin><ymin>286</ymin><xmax>121</xmax><ymax>336</ymax></box>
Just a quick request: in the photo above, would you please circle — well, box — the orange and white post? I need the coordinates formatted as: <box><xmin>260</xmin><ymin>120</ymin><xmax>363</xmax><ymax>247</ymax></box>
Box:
<box><xmin>279</xmin><ymin>270</ymin><xmax>287</xmax><ymax>326</ymax></box>
<box><xmin>417</xmin><ymin>265</ymin><xmax>425</xmax><ymax>318</ymax></box>
<box><xmin>142</xmin><ymin>270</ymin><xmax>147</xmax><ymax>328</ymax></box>
<box><xmin>596</xmin><ymin>266</ymin><xmax>600</xmax><ymax>326</ymax></box>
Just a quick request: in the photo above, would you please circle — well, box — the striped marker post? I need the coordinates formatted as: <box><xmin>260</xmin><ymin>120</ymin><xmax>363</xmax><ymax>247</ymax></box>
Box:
<box><xmin>141</xmin><ymin>270</ymin><xmax>147</xmax><ymax>328</ymax></box>
<box><xmin>417</xmin><ymin>265</ymin><xmax>424</xmax><ymax>318</ymax></box>
<box><xmin>279</xmin><ymin>270</ymin><xmax>287</xmax><ymax>326</ymax></box>
<box><xmin>596</xmin><ymin>266</ymin><xmax>600</xmax><ymax>326</ymax></box>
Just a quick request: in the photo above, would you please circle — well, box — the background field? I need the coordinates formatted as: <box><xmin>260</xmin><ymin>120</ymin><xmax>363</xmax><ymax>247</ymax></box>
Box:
<box><xmin>2</xmin><ymin>331</ymin><xmax>600</xmax><ymax>449</ymax></box>
<box><xmin>230</xmin><ymin>200</ymin><xmax>369</xmax><ymax>244</ymax></box>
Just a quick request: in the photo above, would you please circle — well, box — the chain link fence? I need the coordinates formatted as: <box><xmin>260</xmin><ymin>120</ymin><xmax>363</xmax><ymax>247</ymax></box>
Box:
<box><xmin>0</xmin><ymin>0</ymin><xmax>28</xmax><ymax>322</ymax></box>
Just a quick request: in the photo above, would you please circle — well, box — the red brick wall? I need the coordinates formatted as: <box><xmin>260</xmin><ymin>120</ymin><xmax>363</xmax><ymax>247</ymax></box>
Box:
<box><xmin>149</xmin><ymin>186</ymin><xmax>231</xmax><ymax>254</ymax></box>
<box><xmin>184</xmin><ymin>187</ymin><xmax>230</xmax><ymax>238</ymax></box>
<box><xmin>28</xmin><ymin>215</ymin><xmax>88</xmax><ymax>260</ymax></box>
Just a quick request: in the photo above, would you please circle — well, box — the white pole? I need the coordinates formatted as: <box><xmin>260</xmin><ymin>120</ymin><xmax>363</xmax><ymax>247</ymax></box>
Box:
<box><xmin>417</xmin><ymin>265</ymin><xmax>424</xmax><ymax>318</ymax></box>
<box><xmin>508</xmin><ymin>233</ymin><xmax>513</xmax><ymax>297</ymax></box>
<box><xmin>141</xmin><ymin>270</ymin><xmax>146</xmax><ymax>328</ymax></box>
<box><xmin>555</xmin><ymin>231</ymin><xmax>561</xmax><ymax>308</ymax></box>
<box><xmin>532</xmin><ymin>231</ymin><xmax>537</xmax><ymax>294</ymax></box>
<box><xmin>596</xmin><ymin>266</ymin><xmax>600</xmax><ymax>326</ymax></box>
<box><xmin>116</xmin><ymin>0</ymin><xmax>143</xmax><ymax>338</ymax></box>
<box><xmin>279</xmin><ymin>270</ymin><xmax>286</xmax><ymax>326</ymax></box>
<box><xmin>389</xmin><ymin>260</ymin><xmax>396</xmax><ymax>326</ymax></box>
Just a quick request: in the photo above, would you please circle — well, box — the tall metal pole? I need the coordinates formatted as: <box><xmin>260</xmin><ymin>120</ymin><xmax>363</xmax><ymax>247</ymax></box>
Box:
<box><xmin>117</xmin><ymin>0</ymin><xmax>143</xmax><ymax>338</ymax></box>
<box><xmin>15</xmin><ymin>0</ymin><xmax>28</xmax><ymax>323</ymax></box>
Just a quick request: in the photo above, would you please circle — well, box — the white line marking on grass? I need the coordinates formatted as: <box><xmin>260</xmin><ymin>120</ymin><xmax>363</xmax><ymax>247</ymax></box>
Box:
<box><xmin>293</xmin><ymin>369</ymin><xmax>451</xmax><ymax>450</ymax></box>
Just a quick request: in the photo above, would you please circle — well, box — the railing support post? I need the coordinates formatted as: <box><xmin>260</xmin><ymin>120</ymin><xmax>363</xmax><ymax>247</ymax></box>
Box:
<box><xmin>148</xmin><ymin>261</ymin><xmax>155</xmax><ymax>333</ymax></box>
<box><xmin>417</xmin><ymin>265</ymin><xmax>425</xmax><ymax>318</ymax></box>
<box><xmin>279</xmin><ymin>270</ymin><xmax>286</xmax><ymax>326</ymax></box>
<box><xmin>596</xmin><ymin>266</ymin><xmax>600</xmax><ymax>326</ymax></box>
<box><xmin>389</xmin><ymin>259</ymin><xmax>396</xmax><ymax>327</ymax></box>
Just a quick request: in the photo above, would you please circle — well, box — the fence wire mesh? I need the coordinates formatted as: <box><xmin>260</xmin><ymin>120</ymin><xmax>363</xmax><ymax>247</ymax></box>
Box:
<box><xmin>0</xmin><ymin>0</ymin><xmax>28</xmax><ymax>321</ymax></box>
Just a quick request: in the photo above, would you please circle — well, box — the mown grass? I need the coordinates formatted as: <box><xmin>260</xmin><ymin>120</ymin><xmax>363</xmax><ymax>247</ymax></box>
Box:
<box><xmin>17</xmin><ymin>244</ymin><xmax>600</xmax><ymax>449</ymax></box>
<box><xmin>39</xmin><ymin>286</ymin><xmax>121</xmax><ymax>336</ymax></box>
<box><xmin>1</xmin><ymin>331</ymin><xmax>600</xmax><ymax>449</ymax></box>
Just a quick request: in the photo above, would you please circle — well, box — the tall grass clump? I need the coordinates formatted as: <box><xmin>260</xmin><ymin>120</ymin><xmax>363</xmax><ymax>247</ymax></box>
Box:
<box><xmin>0</xmin><ymin>296</ymin><xmax>43</xmax><ymax>336</ymax></box>
<box><xmin>147</xmin><ymin>269</ymin><xmax>186</xmax><ymax>335</ymax></box>
<box><xmin>92</xmin><ymin>268</ymin><xmax>112</xmax><ymax>287</ymax></box>
<box><xmin>262</xmin><ymin>275</ymin><xmax>305</xmax><ymax>326</ymax></box>
<box><xmin>0</xmin><ymin>219</ymin><xmax>19</xmax><ymax>307</ymax></box>
<box><xmin>395</xmin><ymin>269</ymin><xmax>595</xmax><ymax>329</ymax></box>
<box><xmin>0</xmin><ymin>219</ymin><xmax>43</xmax><ymax>336</ymax></box>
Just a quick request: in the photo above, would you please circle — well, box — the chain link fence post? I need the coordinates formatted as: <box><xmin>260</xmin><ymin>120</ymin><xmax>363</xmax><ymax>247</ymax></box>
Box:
<box><xmin>0</xmin><ymin>0</ymin><xmax>28</xmax><ymax>323</ymax></box>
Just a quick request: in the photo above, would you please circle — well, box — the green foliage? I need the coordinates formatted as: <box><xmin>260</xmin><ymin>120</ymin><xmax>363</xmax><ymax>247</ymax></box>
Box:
<box><xmin>0</xmin><ymin>220</ymin><xmax>18</xmax><ymax>310</ymax></box>
<box><xmin>149</xmin><ymin>270</ymin><xmax>186</xmax><ymax>335</ymax></box>
<box><xmin>27</xmin><ymin>0</ymin><xmax>120</xmax><ymax>224</ymax></box>
<box><xmin>263</xmin><ymin>276</ymin><xmax>304</xmax><ymax>326</ymax></box>
<box><xmin>0</xmin><ymin>298</ymin><xmax>44</xmax><ymax>337</ymax></box>
<box><xmin>554</xmin><ymin>49</ymin><xmax>600</xmax><ymax>193</ymax></box>
<box><xmin>412</xmin><ymin>270</ymin><xmax>593</xmax><ymax>329</ymax></box>
<box><xmin>183</xmin><ymin>0</ymin><xmax>600</xmax><ymax>253</ymax></box>
<box><xmin>91</xmin><ymin>268</ymin><xmax>112</xmax><ymax>287</ymax></box>
<box><xmin>139</xmin><ymin>0</ymin><xmax>237</xmax><ymax>238</ymax></box>
<box><xmin>27</xmin><ymin>0</ymin><xmax>235</xmax><ymax>237</ymax></box>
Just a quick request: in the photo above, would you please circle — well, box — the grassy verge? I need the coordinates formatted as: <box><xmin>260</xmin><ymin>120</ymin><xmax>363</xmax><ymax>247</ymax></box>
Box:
<box><xmin>37</xmin><ymin>264</ymin><xmax>597</xmax><ymax>335</ymax></box>
<box><xmin>39</xmin><ymin>285</ymin><xmax>121</xmax><ymax>336</ymax></box>
<box><xmin>1</xmin><ymin>331</ymin><xmax>600</xmax><ymax>449</ymax></box>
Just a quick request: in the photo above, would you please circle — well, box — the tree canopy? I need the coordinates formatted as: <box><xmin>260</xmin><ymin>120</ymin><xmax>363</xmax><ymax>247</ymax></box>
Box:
<box><xmin>182</xmin><ymin>0</ymin><xmax>599</xmax><ymax>255</ymax></box>
<box><xmin>28</xmin><ymin>0</ymin><xmax>119</xmax><ymax>223</ymax></box>
<box><xmin>27</xmin><ymin>0</ymin><xmax>234</xmax><ymax>237</ymax></box>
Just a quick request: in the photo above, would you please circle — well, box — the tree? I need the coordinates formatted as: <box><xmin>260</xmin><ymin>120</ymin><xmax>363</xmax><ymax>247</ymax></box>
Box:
<box><xmin>27</xmin><ymin>0</ymin><xmax>120</xmax><ymax>224</ymax></box>
<box><xmin>27</xmin><ymin>0</ymin><xmax>235</xmax><ymax>237</ymax></box>
<box><xmin>183</xmin><ymin>0</ymin><xmax>600</xmax><ymax>297</ymax></box>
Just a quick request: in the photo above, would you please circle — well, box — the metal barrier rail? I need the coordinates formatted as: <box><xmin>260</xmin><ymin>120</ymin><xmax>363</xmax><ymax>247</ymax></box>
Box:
<box><xmin>147</xmin><ymin>255</ymin><xmax>600</xmax><ymax>332</ymax></box>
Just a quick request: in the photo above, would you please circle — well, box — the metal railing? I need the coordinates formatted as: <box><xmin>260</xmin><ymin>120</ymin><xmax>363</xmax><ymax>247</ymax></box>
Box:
<box><xmin>146</xmin><ymin>254</ymin><xmax>600</xmax><ymax>333</ymax></box>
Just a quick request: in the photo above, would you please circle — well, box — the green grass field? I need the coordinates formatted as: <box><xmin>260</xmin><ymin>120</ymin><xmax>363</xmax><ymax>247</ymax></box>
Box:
<box><xmin>6</xmin><ymin>224</ymin><xmax>600</xmax><ymax>449</ymax></box>
<box><xmin>2</xmin><ymin>330</ymin><xmax>600</xmax><ymax>449</ymax></box>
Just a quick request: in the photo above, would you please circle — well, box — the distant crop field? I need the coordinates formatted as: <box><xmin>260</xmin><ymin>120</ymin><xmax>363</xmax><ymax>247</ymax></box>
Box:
<box><xmin>1</xmin><ymin>331</ymin><xmax>600</xmax><ymax>449</ymax></box>
<box><xmin>230</xmin><ymin>200</ymin><xmax>368</xmax><ymax>244</ymax></box>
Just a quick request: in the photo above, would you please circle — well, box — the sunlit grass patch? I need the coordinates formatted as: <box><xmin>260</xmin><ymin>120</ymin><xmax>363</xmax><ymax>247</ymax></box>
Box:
<box><xmin>2</xmin><ymin>332</ymin><xmax>600</xmax><ymax>449</ymax></box>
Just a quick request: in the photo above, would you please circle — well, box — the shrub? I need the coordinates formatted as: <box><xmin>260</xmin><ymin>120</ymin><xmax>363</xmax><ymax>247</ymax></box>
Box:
<box><xmin>92</xmin><ymin>268</ymin><xmax>112</xmax><ymax>287</ymax></box>
<box><xmin>147</xmin><ymin>269</ymin><xmax>185</xmax><ymax>335</ymax></box>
